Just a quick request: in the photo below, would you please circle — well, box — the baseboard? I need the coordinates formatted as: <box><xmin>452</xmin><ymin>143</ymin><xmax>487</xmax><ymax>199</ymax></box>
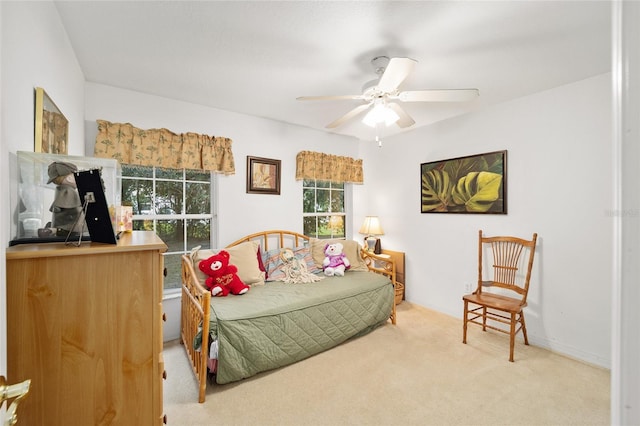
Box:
<box><xmin>412</xmin><ymin>300</ymin><xmax>611</xmax><ymax>370</ymax></box>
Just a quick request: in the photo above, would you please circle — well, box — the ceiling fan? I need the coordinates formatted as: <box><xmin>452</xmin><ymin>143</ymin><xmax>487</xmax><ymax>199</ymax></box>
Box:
<box><xmin>297</xmin><ymin>56</ymin><xmax>479</xmax><ymax>129</ymax></box>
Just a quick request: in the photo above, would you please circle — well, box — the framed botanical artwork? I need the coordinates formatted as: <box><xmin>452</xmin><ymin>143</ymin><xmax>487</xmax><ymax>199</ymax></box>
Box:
<box><xmin>246</xmin><ymin>156</ymin><xmax>281</xmax><ymax>195</ymax></box>
<box><xmin>420</xmin><ymin>150</ymin><xmax>507</xmax><ymax>214</ymax></box>
<box><xmin>34</xmin><ymin>87</ymin><xmax>68</xmax><ymax>154</ymax></box>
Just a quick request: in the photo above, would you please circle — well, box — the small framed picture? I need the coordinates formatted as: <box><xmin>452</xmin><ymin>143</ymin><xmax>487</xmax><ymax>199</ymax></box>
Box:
<box><xmin>246</xmin><ymin>156</ymin><xmax>281</xmax><ymax>195</ymax></box>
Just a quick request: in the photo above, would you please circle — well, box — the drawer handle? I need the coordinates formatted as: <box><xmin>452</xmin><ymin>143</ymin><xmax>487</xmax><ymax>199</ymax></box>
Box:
<box><xmin>162</xmin><ymin>313</ymin><xmax>167</xmax><ymax>322</ymax></box>
<box><xmin>163</xmin><ymin>370</ymin><xmax>167</xmax><ymax>380</ymax></box>
<box><xmin>163</xmin><ymin>267</ymin><xmax>167</xmax><ymax>277</ymax></box>
<box><xmin>163</xmin><ymin>414</ymin><xmax>167</xmax><ymax>424</ymax></box>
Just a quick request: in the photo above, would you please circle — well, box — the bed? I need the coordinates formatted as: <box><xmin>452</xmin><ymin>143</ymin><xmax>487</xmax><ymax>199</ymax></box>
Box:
<box><xmin>180</xmin><ymin>230</ymin><xmax>397</xmax><ymax>403</ymax></box>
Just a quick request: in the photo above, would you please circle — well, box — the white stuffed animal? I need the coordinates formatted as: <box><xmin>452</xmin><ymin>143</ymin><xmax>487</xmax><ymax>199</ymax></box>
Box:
<box><xmin>322</xmin><ymin>242</ymin><xmax>351</xmax><ymax>276</ymax></box>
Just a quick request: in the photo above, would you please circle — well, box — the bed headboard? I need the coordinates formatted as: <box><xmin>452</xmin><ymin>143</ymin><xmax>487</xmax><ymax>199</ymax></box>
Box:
<box><xmin>226</xmin><ymin>230</ymin><xmax>310</xmax><ymax>251</ymax></box>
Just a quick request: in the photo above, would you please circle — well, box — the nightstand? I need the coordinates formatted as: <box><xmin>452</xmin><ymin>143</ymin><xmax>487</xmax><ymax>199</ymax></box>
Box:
<box><xmin>381</xmin><ymin>249</ymin><xmax>405</xmax><ymax>304</ymax></box>
<box><xmin>373</xmin><ymin>252</ymin><xmax>391</xmax><ymax>266</ymax></box>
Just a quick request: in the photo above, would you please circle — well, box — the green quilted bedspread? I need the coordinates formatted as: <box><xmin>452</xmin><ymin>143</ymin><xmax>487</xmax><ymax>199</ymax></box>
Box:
<box><xmin>208</xmin><ymin>271</ymin><xmax>394</xmax><ymax>384</ymax></box>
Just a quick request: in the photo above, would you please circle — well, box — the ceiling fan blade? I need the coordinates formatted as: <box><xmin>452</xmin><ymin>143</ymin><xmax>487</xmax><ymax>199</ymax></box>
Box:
<box><xmin>396</xmin><ymin>89</ymin><xmax>479</xmax><ymax>103</ymax></box>
<box><xmin>387</xmin><ymin>103</ymin><xmax>415</xmax><ymax>128</ymax></box>
<box><xmin>377</xmin><ymin>57</ymin><xmax>417</xmax><ymax>93</ymax></box>
<box><xmin>326</xmin><ymin>103</ymin><xmax>372</xmax><ymax>128</ymax></box>
<box><xmin>297</xmin><ymin>95</ymin><xmax>365</xmax><ymax>101</ymax></box>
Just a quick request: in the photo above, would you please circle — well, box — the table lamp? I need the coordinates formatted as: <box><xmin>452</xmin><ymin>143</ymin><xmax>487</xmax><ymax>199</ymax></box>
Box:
<box><xmin>359</xmin><ymin>216</ymin><xmax>384</xmax><ymax>253</ymax></box>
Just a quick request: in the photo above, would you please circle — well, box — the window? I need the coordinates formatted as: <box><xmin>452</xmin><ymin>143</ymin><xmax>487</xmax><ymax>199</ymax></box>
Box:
<box><xmin>121</xmin><ymin>165</ymin><xmax>214</xmax><ymax>291</ymax></box>
<box><xmin>302</xmin><ymin>179</ymin><xmax>345</xmax><ymax>239</ymax></box>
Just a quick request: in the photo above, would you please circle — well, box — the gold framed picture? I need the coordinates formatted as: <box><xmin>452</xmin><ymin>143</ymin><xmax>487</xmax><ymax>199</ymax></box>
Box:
<box><xmin>246</xmin><ymin>156</ymin><xmax>281</xmax><ymax>195</ymax></box>
<box><xmin>34</xmin><ymin>87</ymin><xmax>68</xmax><ymax>155</ymax></box>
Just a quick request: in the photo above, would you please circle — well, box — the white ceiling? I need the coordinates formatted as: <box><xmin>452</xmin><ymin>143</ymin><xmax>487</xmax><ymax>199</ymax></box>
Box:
<box><xmin>54</xmin><ymin>1</ymin><xmax>611</xmax><ymax>142</ymax></box>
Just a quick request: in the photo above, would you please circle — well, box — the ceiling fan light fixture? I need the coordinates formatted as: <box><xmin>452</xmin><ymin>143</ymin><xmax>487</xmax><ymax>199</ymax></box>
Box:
<box><xmin>362</xmin><ymin>103</ymin><xmax>399</xmax><ymax>127</ymax></box>
<box><xmin>297</xmin><ymin>56</ymin><xmax>477</xmax><ymax>130</ymax></box>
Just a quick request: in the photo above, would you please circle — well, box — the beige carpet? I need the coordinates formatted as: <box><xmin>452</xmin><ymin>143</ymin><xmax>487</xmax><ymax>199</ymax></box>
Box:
<box><xmin>163</xmin><ymin>302</ymin><xmax>610</xmax><ymax>425</ymax></box>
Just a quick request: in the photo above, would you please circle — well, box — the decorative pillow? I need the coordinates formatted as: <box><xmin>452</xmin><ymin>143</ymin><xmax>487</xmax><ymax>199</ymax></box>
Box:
<box><xmin>257</xmin><ymin>245</ymin><xmax>267</xmax><ymax>277</ymax></box>
<box><xmin>262</xmin><ymin>245</ymin><xmax>321</xmax><ymax>282</ymax></box>
<box><xmin>309</xmin><ymin>238</ymin><xmax>369</xmax><ymax>272</ymax></box>
<box><xmin>297</xmin><ymin>246</ymin><xmax>320</xmax><ymax>274</ymax></box>
<box><xmin>190</xmin><ymin>241</ymin><xmax>266</xmax><ymax>286</ymax></box>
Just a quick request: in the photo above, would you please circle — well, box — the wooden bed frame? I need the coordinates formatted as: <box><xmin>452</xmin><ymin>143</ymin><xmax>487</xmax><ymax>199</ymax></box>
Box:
<box><xmin>180</xmin><ymin>230</ymin><xmax>397</xmax><ymax>403</ymax></box>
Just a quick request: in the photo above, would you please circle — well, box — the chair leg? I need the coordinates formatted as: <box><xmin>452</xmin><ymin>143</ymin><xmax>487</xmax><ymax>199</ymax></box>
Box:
<box><xmin>482</xmin><ymin>306</ymin><xmax>487</xmax><ymax>331</ymax></box>
<box><xmin>509</xmin><ymin>312</ymin><xmax>516</xmax><ymax>362</ymax></box>
<box><xmin>462</xmin><ymin>300</ymin><xmax>468</xmax><ymax>344</ymax></box>
<box><xmin>520</xmin><ymin>312</ymin><xmax>529</xmax><ymax>346</ymax></box>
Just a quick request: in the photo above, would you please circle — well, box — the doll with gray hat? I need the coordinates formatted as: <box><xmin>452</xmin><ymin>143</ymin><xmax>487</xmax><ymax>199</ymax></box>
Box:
<box><xmin>47</xmin><ymin>161</ymin><xmax>85</xmax><ymax>235</ymax></box>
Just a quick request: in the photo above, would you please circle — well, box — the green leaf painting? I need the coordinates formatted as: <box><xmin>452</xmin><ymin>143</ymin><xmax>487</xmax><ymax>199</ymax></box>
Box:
<box><xmin>421</xmin><ymin>169</ymin><xmax>452</xmax><ymax>212</ymax></box>
<box><xmin>420</xmin><ymin>151</ymin><xmax>506</xmax><ymax>214</ymax></box>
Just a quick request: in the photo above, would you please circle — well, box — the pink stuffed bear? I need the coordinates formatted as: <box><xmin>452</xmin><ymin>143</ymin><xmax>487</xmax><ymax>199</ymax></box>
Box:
<box><xmin>198</xmin><ymin>250</ymin><xmax>250</xmax><ymax>297</ymax></box>
<box><xmin>323</xmin><ymin>242</ymin><xmax>351</xmax><ymax>276</ymax></box>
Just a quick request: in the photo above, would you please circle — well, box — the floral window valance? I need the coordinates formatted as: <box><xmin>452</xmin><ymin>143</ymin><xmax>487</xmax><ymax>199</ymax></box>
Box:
<box><xmin>93</xmin><ymin>120</ymin><xmax>235</xmax><ymax>174</ymax></box>
<box><xmin>295</xmin><ymin>151</ymin><xmax>363</xmax><ymax>184</ymax></box>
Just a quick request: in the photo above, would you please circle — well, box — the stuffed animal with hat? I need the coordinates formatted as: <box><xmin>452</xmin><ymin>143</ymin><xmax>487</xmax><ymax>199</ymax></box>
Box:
<box><xmin>47</xmin><ymin>161</ymin><xmax>84</xmax><ymax>234</ymax></box>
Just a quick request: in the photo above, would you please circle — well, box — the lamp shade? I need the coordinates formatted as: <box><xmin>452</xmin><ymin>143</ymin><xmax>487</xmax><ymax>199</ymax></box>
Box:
<box><xmin>359</xmin><ymin>216</ymin><xmax>384</xmax><ymax>235</ymax></box>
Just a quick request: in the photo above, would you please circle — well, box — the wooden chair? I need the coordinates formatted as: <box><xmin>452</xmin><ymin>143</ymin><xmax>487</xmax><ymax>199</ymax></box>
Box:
<box><xmin>462</xmin><ymin>230</ymin><xmax>538</xmax><ymax>362</ymax></box>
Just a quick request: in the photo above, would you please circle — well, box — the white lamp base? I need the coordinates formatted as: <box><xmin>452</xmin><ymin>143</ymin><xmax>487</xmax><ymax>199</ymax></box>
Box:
<box><xmin>365</xmin><ymin>236</ymin><xmax>377</xmax><ymax>252</ymax></box>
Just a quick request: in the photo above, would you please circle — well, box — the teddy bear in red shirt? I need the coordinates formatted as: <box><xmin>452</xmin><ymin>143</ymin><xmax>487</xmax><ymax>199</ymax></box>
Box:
<box><xmin>198</xmin><ymin>250</ymin><xmax>250</xmax><ymax>297</ymax></box>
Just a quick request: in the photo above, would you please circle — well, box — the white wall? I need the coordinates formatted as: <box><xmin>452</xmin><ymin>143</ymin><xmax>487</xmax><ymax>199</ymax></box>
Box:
<box><xmin>3</xmin><ymin>2</ymin><xmax>85</xmax><ymax>157</ymax></box>
<box><xmin>612</xmin><ymin>2</ymin><xmax>640</xmax><ymax>422</ymax></box>
<box><xmin>1</xmin><ymin>1</ymin><xmax>85</xmax><ymax>377</ymax></box>
<box><xmin>84</xmin><ymin>83</ymin><xmax>359</xmax><ymax>246</ymax></box>
<box><xmin>356</xmin><ymin>73</ymin><xmax>613</xmax><ymax>367</ymax></box>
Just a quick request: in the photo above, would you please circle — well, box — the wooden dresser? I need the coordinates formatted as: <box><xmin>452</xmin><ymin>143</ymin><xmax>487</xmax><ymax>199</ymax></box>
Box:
<box><xmin>6</xmin><ymin>231</ymin><xmax>167</xmax><ymax>425</ymax></box>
